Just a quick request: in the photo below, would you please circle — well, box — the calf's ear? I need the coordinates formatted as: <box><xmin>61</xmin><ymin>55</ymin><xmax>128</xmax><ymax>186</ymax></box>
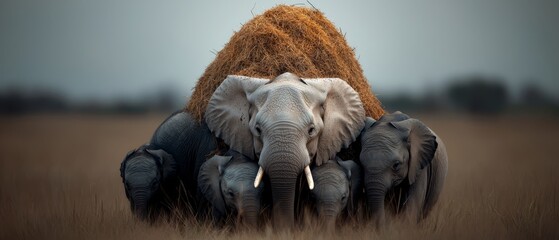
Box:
<box><xmin>337</xmin><ymin>158</ymin><xmax>362</xmax><ymax>215</ymax></box>
<box><xmin>391</xmin><ymin>119</ymin><xmax>437</xmax><ymax>185</ymax></box>
<box><xmin>198</xmin><ymin>155</ymin><xmax>232</xmax><ymax>219</ymax></box>
<box><xmin>120</xmin><ymin>149</ymin><xmax>136</xmax><ymax>181</ymax></box>
<box><xmin>145</xmin><ymin>149</ymin><xmax>177</xmax><ymax>181</ymax></box>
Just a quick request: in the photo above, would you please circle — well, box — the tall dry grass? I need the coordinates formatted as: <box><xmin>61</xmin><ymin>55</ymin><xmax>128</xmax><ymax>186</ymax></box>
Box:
<box><xmin>0</xmin><ymin>113</ymin><xmax>557</xmax><ymax>239</ymax></box>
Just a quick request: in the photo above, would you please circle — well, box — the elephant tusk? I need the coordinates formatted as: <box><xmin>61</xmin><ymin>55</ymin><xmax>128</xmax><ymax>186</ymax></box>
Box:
<box><xmin>254</xmin><ymin>166</ymin><xmax>264</xmax><ymax>188</ymax></box>
<box><xmin>304</xmin><ymin>165</ymin><xmax>314</xmax><ymax>190</ymax></box>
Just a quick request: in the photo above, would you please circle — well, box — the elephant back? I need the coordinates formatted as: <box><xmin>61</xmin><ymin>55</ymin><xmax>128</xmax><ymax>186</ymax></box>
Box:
<box><xmin>186</xmin><ymin>5</ymin><xmax>384</xmax><ymax>122</ymax></box>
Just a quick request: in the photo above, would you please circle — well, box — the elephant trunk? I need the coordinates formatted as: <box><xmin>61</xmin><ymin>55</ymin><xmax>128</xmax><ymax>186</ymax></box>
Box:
<box><xmin>238</xmin><ymin>206</ymin><xmax>260</xmax><ymax>228</ymax></box>
<box><xmin>317</xmin><ymin>202</ymin><xmax>338</xmax><ymax>230</ymax></box>
<box><xmin>365</xmin><ymin>179</ymin><xmax>387</xmax><ymax>228</ymax></box>
<box><xmin>268</xmin><ymin>162</ymin><xmax>299</xmax><ymax>229</ymax></box>
<box><xmin>131</xmin><ymin>188</ymin><xmax>150</xmax><ymax>220</ymax></box>
<box><xmin>259</xmin><ymin>129</ymin><xmax>308</xmax><ymax>230</ymax></box>
<box><xmin>237</xmin><ymin>196</ymin><xmax>261</xmax><ymax>228</ymax></box>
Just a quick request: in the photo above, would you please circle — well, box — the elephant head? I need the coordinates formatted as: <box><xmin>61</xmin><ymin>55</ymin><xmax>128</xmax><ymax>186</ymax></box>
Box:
<box><xmin>205</xmin><ymin>72</ymin><xmax>365</xmax><ymax>229</ymax></box>
<box><xmin>120</xmin><ymin>145</ymin><xmax>176</xmax><ymax>220</ymax></box>
<box><xmin>358</xmin><ymin>112</ymin><xmax>438</xmax><ymax>226</ymax></box>
<box><xmin>310</xmin><ymin>158</ymin><xmax>362</xmax><ymax>229</ymax></box>
<box><xmin>198</xmin><ymin>150</ymin><xmax>264</xmax><ymax>228</ymax></box>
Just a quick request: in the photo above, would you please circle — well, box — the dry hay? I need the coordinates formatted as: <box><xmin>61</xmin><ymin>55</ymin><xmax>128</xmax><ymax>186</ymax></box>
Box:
<box><xmin>187</xmin><ymin>5</ymin><xmax>385</xmax><ymax>121</ymax></box>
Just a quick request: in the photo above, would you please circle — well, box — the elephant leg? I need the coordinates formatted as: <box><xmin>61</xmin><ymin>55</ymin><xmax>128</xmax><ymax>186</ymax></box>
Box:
<box><xmin>403</xmin><ymin>170</ymin><xmax>428</xmax><ymax>223</ymax></box>
<box><xmin>422</xmin><ymin>143</ymin><xmax>448</xmax><ymax>219</ymax></box>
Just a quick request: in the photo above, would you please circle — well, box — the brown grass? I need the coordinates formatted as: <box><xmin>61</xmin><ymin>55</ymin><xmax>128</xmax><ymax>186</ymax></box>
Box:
<box><xmin>1</xmin><ymin>113</ymin><xmax>558</xmax><ymax>239</ymax></box>
<box><xmin>186</xmin><ymin>5</ymin><xmax>384</xmax><ymax>121</ymax></box>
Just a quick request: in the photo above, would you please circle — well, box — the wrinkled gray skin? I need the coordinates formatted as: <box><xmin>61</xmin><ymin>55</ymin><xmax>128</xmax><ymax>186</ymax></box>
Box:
<box><xmin>149</xmin><ymin>111</ymin><xmax>219</xmax><ymax>201</ymax></box>
<box><xmin>358</xmin><ymin>112</ymin><xmax>448</xmax><ymax>227</ymax></box>
<box><xmin>198</xmin><ymin>150</ymin><xmax>264</xmax><ymax>228</ymax></box>
<box><xmin>310</xmin><ymin>158</ymin><xmax>362</xmax><ymax>229</ymax></box>
<box><xmin>205</xmin><ymin>72</ymin><xmax>365</xmax><ymax>229</ymax></box>
<box><xmin>120</xmin><ymin>146</ymin><xmax>175</xmax><ymax>220</ymax></box>
<box><xmin>120</xmin><ymin>111</ymin><xmax>218</xmax><ymax>220</ymax></box>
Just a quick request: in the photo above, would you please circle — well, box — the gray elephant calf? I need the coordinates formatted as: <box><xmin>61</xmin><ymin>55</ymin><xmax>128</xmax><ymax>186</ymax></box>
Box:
<box><xmin>120</xmin><ymin>145</ymin><xmax>176</xmax><ymax>220</ymax></box>
<box><xmin>198</xmin><ymin>150</ymin><xmax>265</xmax><ymax>228</ymax></box>
<box><xmin>310</xmin><ymin>158</ymin><xmax>362</xmax><ymax>229</ymax></box>
<box><xmin>358</xmin><ymin>112</ymin><xmax>448</xmax><ymax>226</ymax></box>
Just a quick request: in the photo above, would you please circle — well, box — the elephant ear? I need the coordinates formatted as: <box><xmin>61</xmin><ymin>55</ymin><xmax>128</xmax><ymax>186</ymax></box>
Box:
<box><xmin>198</xmin><ymin>155</ymin><xmax>232</xmax><ymax>219</ymax></box>
<box><xmin>378</xmin><ymin>111</ymin><xmax>410</xmax><ymax>122</ymax></box>
<box><xmin>392</xmin><ymin>119</ymin><xmax>438</xmax><ymax>185</ymax></box>
<box><xmin>120</xmin><ymin>149</ymin><xmax>136</xmax><ymax>182</ymax></box>
<box><xmin>363</xmin><ymin>117</ymin><xmax>377</xmax><ymax>131</ymax></box>
<box><xmin>305</xmin><ymin>78</ymin><xmax>366</xmax><ymax>166</ymax></box>
<box><xmin>205</xmin><ymin>75</ymin><xmax>268</xmax><ymax>160</ymax></box>
<box><xmin>336</xmin><ymin>158</ymin><xmax>362</xmax><ymax>214</ymax></box>
<box><xmin>145</xmin><ymin>149</ymin><xmax>177</xmax><ymax>181</ymax></box>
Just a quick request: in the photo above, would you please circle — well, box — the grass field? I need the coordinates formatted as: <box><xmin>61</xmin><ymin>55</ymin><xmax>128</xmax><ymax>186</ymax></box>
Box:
<box><xmin>1</xmin><ymin>113</ymin><xmax>558</xmax><ymax>239</ymax></box>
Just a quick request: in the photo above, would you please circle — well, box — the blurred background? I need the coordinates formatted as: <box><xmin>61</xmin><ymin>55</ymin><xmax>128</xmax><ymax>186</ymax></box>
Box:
<box><xmin>2</xmin><ymin>1</ymin><xmax>559</xmax><ymax>239</ymax></box>
<box><xmin>1</xmin><ymin>0</ymin><xmax>558</xmax><ymax>115</ymax></box>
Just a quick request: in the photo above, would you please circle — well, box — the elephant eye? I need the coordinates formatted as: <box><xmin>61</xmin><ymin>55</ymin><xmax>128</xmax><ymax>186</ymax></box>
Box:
<box><xmin>341</xmin><ymin>194</ymin><xmax>347</xmax><ymax>201</ymax></box>
<box><xmin>255</xmin><ymin>126</ymin><xmax>262</xmax><ymax>135</ymax></box>
<box><xmin>227</xmin><ymin>189</ymin><xmax>235</xmax><ymax>198</ymax></box>
<box><xmin>151</xmin><ymin>180</ymin><xmax>159</xmax><ymax>189</ymax></box>
<box><xmin>392</xmin><ymin>162</ymin><xmax>401</xmax><ymax>171</ymax></box>
<box><xmin>308</xmin><ymin>124</ymin><xmax>316</xmax><ymax>137</ymax></box>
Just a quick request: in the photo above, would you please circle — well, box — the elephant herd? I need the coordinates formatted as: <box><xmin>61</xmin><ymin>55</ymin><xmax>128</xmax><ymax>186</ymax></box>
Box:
<box><xmin>119</xmin><ymin>72</ymin><xmax>448</xmax><ymax>230</ymax></box>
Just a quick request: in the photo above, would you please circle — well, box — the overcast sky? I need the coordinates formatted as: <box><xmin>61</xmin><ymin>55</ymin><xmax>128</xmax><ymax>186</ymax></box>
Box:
<box><xmin>1</xmin><ymin>0</ymin><xmax>558</xmax><ymax>102</ymax></box>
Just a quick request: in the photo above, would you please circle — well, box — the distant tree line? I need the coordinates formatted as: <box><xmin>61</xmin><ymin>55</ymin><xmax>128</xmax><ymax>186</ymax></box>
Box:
<box><xmin>379</xmin><ymin>75</ymin><xmax>559</xmax><ymax>115</ymax></box>
<box><xmin>1</xmin><ymin>76</ymin><xmax>557</xmax><ymax>115</ymax></box>
<box><xmin>0</xmin><ymin>87</ymin><xmax>183</xmax><ymax>115</ymax></box>
<box><xmin>0</xmin><ymin>89</ymin><xmax>68</xmax><ymax>114</ymax></box>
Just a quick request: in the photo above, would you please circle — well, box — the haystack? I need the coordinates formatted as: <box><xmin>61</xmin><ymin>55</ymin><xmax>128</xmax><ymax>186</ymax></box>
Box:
<box><xmin>187</xmin><ymin>5</ymin><xmax>384</xmax><ymax>121</ymax></box>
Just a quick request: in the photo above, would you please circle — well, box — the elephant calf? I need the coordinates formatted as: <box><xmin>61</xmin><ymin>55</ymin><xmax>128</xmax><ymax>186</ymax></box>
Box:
<box><xmin>310</xmin><ymin>158</ymin><xmax>362</xmax><ymax>229</ymax></box>
<box><xmin>120</xmin><ymin>145</ymin><xmax>176</xmax><ymax>220</ymax></box>
<box><xmin>198</xmin><ymin>150</ymin><xmax>265</xmax><ymax>228</ymax></box>
<box><xmin>358</xmin><ymin>111</ymin><xmax>448</xmax><ymax>226</ymax></box>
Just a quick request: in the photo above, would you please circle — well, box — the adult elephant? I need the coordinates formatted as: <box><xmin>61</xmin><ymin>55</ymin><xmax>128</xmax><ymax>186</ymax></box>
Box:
<box><xmin>149</xmin><ymin>111</ymin><xmax>222</xmax><ymax>212</ymax></box>
<box><xmin>205</xmin><ymin>72</ymin><xmax>366</xmax><ymax>229</ymax></box>
<box><xmin>358</xmin><ymin>112</ymin><xmax>448</xmax><ymax>226</ymax></box>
